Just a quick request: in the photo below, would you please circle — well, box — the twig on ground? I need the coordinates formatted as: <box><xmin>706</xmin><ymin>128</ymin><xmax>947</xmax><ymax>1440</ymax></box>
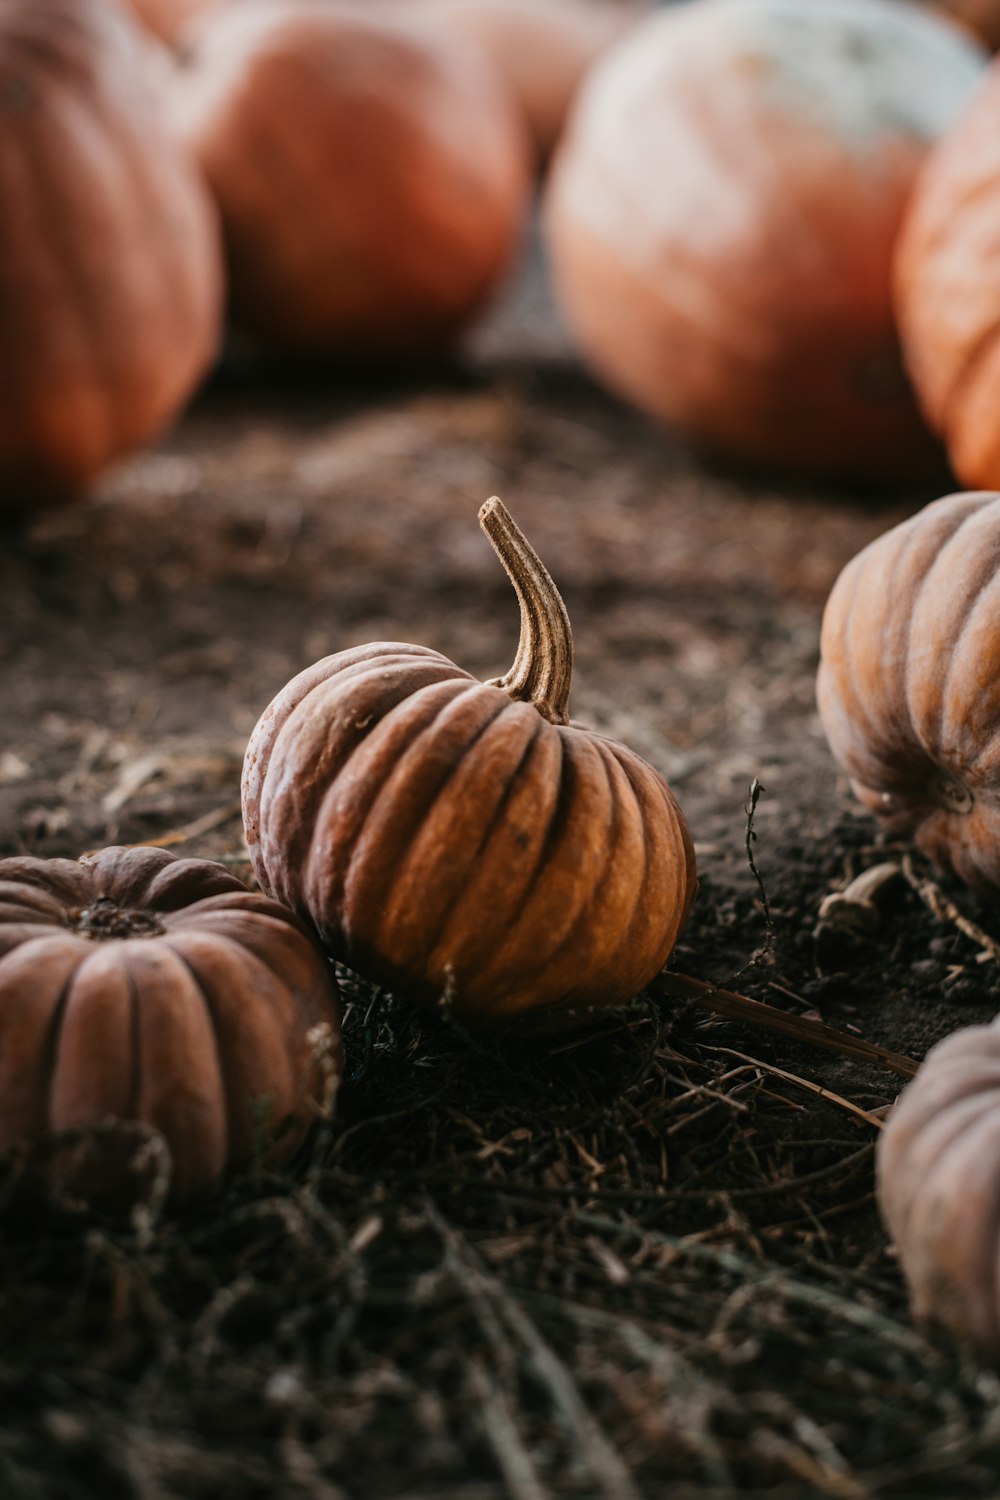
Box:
<box><xmin>900</xmin><ymin>855</ymin><xmax>1000</xmax><ymax>966</ymax></box>
<box><xmin>654</xmin><ymin>973</ymin><xmax>918</xmax><ymax>1079</ymax></box>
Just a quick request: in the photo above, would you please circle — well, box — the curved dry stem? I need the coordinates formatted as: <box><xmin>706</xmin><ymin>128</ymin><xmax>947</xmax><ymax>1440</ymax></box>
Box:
<box><xmin>478</xmin><ymin>496</ymin><xmax>573</xmax><ymax>725</ymax></box>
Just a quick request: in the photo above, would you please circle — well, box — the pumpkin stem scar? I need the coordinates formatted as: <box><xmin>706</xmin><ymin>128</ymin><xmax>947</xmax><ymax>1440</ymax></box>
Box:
<box><xmin>66</xmin><ymin>897</ymin><xmax>166</xmax><ymax>941</ymax></box>
<box><xmin>478</xmin><ymin>496</ymin><xmax>573</xmax><ymax>726</ymax></box>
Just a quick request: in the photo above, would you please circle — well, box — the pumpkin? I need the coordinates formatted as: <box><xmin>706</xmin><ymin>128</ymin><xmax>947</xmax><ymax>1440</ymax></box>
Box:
<box><xmin>124</xmin><ymin>0</ymin><xmax>215</xmax><ymax>47</ymax></box>
<box><xmin>242</xmin><ymin>498</ymin><xmax>696</xmax><ymax>1029</ymax></box>
<box><xmin>544</xmin><ymin>0</ymin><xmax>985</xmax><ymax>483</ymax></box>
<box><xmin>817</xmin><ymin>490</ymin><xmax>1000</xmax><ymax>888</ymax></box>
<box><xmin>422</xmin><ymin>0</ymin><xmax>638</xmax><ymax>168</ymax></box>
<box><xmin>170</xmin><ymin>0</ymin><xmax>529</xmax><ymax>356</ymax></box>
<box><xmin>0</xmin><ymin>0</ymin><xmax>223</xmax><ymax>509</ymax></box>
<box><xmin>895</xmin><ymin>57</ymin><xmax>1000</xmax><ymax>489</ymax></box>
<box><xmin>0</xmin><ymin>845</ymin><xmax>341</xmax><ymax>1207</ymax></box>
<box><xmin>877</xmin><ymin>1018</ymin><xmax>1000</xmax><ymax>1347</ymax></box>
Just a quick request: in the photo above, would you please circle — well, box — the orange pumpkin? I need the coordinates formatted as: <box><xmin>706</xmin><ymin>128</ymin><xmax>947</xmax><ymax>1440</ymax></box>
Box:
<box><xmin>895</xmin><ymin>57</ymin><xmax>1000</xmax><ymax>489</ymax></box>
<box><xmin>171</xmin><ymin>0</ymin><xmax>529</xmax><ymax>355</ymax></box>
<box><xmin>242</xmin><ymin>499</ymin><xmax>696</xmax><ymax>1029</ymax></box>
<box><xmin>422</xmin><ymin>0</ymin><xmax>638</xmax><ymax>167</ymax></box>
<box><xmin>877</xmin><ymin>1019</ymin><xmax>1000</xmax><ymax>1347</ymax></box>
<box><xmin>545</xmin><ymin>0</ymin><xmax>985</xmax><ymax>482</ymax></box>
<box><xmin>0</xmin><ymin>0</ymin><xmax>223</xmax><ymax>508</ymax></box>
<box><xmin>0</xmin><ymin>845</ymin><xmax>341</xmax><ymax>1207</ymax></box>
<box><xmin>817</xmin><ymin>490</ymin><xmax>1000</xmax><ymax>887</ymax></box>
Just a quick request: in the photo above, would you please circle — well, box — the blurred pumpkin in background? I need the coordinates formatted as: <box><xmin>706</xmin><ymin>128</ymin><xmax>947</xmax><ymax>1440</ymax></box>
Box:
<box><xmin>895</xmin><ymin>59</ymin><xmax>1000</xmax><ymax>490</ymax></box>
<box><xmin>0</xmin><ymin>0</ymin><xmax>223</xmax><ymax>509</ymax></box>
<box><xmin>170</xmin><ymin>0</ymin><xmax>530</xmax><ymax>357</ymax></box>
<box><xmin>545</xmin><ymin>0</ymin><xmax>985</xmax><ymax>484</ymax></box>
<box><xmin>422</xmin><ymin>0</ymin><xmax>642</xmax><ymax>168</ymax></box>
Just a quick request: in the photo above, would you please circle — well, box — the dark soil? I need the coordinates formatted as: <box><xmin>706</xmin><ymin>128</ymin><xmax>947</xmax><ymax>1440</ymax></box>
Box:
<box><xmin>3</xmin><ymin>238</ymin><xmax>1000</xmax><ymax>1499</ymax></box>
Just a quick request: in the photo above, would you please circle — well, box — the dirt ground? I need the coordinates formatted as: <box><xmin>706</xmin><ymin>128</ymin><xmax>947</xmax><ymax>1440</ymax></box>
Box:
<box><xmin>4</xmin><ymin>234</ymin><xmax>1000</xmax><ymax>1498</ymax></box>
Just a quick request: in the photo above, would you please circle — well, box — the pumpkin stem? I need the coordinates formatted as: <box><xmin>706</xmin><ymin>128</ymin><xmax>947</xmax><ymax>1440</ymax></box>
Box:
<box><xmin>479</xmin><ymin>496</ymin><xmax>573</xmax><ymax>725</ymax></box>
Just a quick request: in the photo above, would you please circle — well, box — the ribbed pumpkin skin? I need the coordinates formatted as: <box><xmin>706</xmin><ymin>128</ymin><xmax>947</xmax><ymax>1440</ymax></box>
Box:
<box><xmin>817</xmin><ymin>491</ymin><xmax>1000</xmax><ymax>887</ymax></box>
<box><xmin>0</xmin><ymin>0</ymin><xmax>222</xmax><ymax>507</ymax></box>
<box><xmin>877</xmin><ymin>1021</ymin><xmax>1000</xmax><ymax>1347</ymax></box>
<box><xmin>242</xmin><ymin>642</ymin><xmax>696</xmax><ymax>1027</ymax></box>
<box><xmin>895</xmin><ymin>61</ymin><xmax>1000</xmax><ymax>489</ymax></box>
<box><xmin>0</xmin><ymin>846</ymin><xmax>341</xmax><ymax>1206</ymax></box>
<box><xmin>171</xmin><ymin>0</ymin><xmax>529</xmax><ymax>355</ymax></box>
<box><xmin>545</xmin><ymin>0</ymin><xmax>984</xmax><ymax>482</ymax></box>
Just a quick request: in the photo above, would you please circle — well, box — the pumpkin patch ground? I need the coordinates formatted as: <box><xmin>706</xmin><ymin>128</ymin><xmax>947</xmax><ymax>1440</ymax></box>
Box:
<box><xmin>5</xmin><ymin>242</ymin><xmax>1000</xmax><ymax>1495</ymax></box>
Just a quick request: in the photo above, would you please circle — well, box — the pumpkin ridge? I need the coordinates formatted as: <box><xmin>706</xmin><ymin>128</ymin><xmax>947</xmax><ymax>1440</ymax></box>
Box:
<box><xmin>243</xmin><ymin>646</ymin><xmax>465</xmax><ymax>857</ymax></box>
<box><xmin>392</xmin><ymin>703</ymin><xmax>544</xmax><ymax>978</ymax></box>
<box><xmin>920</xmin><ymin>541</ymin><xmax>984</xmax><ymax>770</ymax></box>
<box><xmin>295</xmin><ymin>675</ymin><xmax>480</xmax><ymax>925</ymax></box>
<box><xmin>344</xmin><ymin>683</ymin><xmax>512</xmax><ymax>956</ymax></box>
<box><xmin>423</xmin><ymin>715</ymin><xmax>562</xmax><ymax>987</ymax></box>
<box><xmin>463</xmin><ymin>722</ymin><xmax>572</xmax><ymax>1000</ymax></box>
<box><xmin>543</xmin><ymin>738</ymin><xmax>642</xmax><ymax>1004</ymax></box>
<box><xmin>830</xmin><ymin>550</ymin><xmax>890</xmax><ymax>783</ymax></box>
<box><xmin>165</xmin><ymin>929</ymin><xmax>304</xmax><ymax>1161</ymax></box>
<box><xmin>476</xmin><ymin>729</ymin><xmax>616</xmax><ymax>1012</ymax></box>
<box><xmin>159</xmin><ymin>935</ymin><xmax>235</xmax><ymax>1163</ymax></box>
<box><xmin>39</xmin><ymin>961</ymin><xmax>81</xmax><ymax>1135</ymax></box>
<box><xmin>125</xmin><ymin>957</ymin><xmax>142</xmax><ymax>1122</ymax></box>
<box><xmin>262</xmin><ymin>667</ymin><xmax>471</xmax><ymax>911</ymax></box>
<box><xmin>603</xmin><ymin>745</ymin><xmax>679</xmax><ymax>974</ymax></box>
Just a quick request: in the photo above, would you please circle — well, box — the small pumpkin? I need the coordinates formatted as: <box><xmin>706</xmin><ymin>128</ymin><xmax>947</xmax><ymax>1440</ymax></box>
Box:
<box><xmin>0</xmin><ymin>845</ymin><xmax>341</xmax><ymax>1206</ymax></box>
<box><xmin>0</xmin><ymin>0</ymin><xmax>223</xmax><ymax>508</ymax></box>
<box><xmin>242</xmin><ymin>498</ymin><xmax>696</xmax><ymax>1029</ymax></box>
<box><xmin>877</xmin><ymin>1018</ymin><xmax>1000</xmax><ymax>1348</ymax></box>
<box><xmin>170</xmin><ymin>0</ymin><xmax>529</xmax><ymax>356</ymax></box>
<box><xmin>422</xmin><ymin>0</ymin><xmax>638</xmax><ymax>168</ymax></box>
<box><xmin>895</xmin><ymin>57</ymin><xmax>1000</xmax><ymax>489</ymax></box>
<box><xmin>817</xmin><ymin>490</ymin><xmax>1000</xmax><ymax>888</ymax></box>
<box><xmin>544</xmin><ymin>0</ymin><xmax>985</xmax><ymax>482</ymax></box>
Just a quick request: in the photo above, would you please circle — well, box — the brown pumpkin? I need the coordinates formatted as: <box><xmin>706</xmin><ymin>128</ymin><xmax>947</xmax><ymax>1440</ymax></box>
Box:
<box><xmin>895</xmin><ymin>57</ymin><xmax>1000</xmax><ymax>489</ymax></box>
<box><xmin>817</xmin><ymin>490</ymin><xmax>1000</xmax><ymax>887</ymax></box>
<box><xmin>877</xmin><ymin>1019</ymin><xmax>1000</xmax><ymax>1347</ymax></box>
<box><xmin>0</xmin><ymin>845</ymin><xmax>341</xmax><ymax>1207</ymax></box>
<box><xmin>0</xmin><ymin>0</ymin><xmax>223</xmax><ymax>508</ymax></box>
<box><xmin>170</xmin><ymin>0</ymin><xmax>529</xmax><ymax>356</ymax></box>
<box><xmin>422</xmin><ymin>0</ymin><xmax>639</xmax><ymax>168</ymax></box>
<box><xmin>544</xmin><ymin>0</ymin><xmax>985</xmax><ymax>482</ymax></box>
<box><xmin>242</xmin><ymin>498</ymin><xmax>696</xmax><ymax>1029</ymax></box>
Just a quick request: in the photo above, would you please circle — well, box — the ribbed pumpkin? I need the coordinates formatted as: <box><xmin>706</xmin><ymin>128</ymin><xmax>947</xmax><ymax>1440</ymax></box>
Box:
<box><xmin>0</xmin><ymin>845</ymin><xmax>341</xmax><ymax>1207</ymax></box>
<box><xmin>422</xmin><ymin>0</ymin><xmax>636</xmax><ymax>168</ymax></box>
<box><xmin>895</xmin><ymin>57</ymin><xmax>1000</xmax><ymax>489</ymax></box>
<box><xmin>242</xmin><ymin>499</ymin><xmax>696</xmax><ymax>1029</ymax></box>
<box><xmin>877</xmin><ymin>1018</ymin><xmax>1000</xmax><ymax>1348</ymax></box>
<box><xmin>817</xmin><ymin>490</ymin><xmax>1000</xmax><ymax>887</ymax></box>
<box><xmin>545</xmin><ymin>0</ymin><xmax>985</xmax><ymax>482</ymax></box>
<box><xmin>171</xmin><ymin>0</ymin><xmax>529</xmax><ymax>356</ymax></box>
<box><xmin>0</xmin><ymin>0</ymin><xmax>222</xmax><ymax>508</ymax></box>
